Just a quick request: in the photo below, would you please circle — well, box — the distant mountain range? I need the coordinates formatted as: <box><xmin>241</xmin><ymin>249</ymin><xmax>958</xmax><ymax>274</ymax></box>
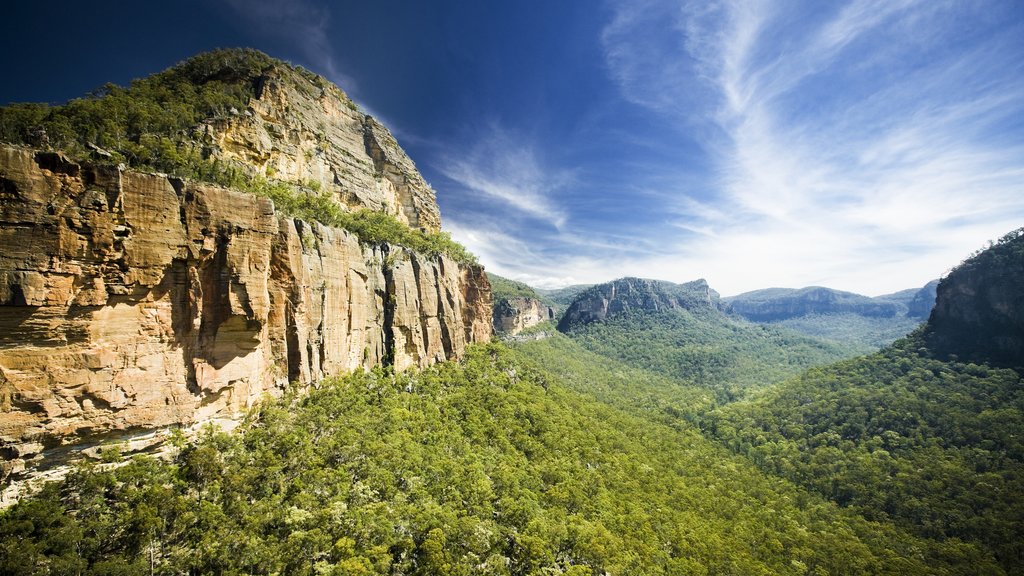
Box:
<box><xmin>722</xmin><ymin>282</ymin><xmax>938</xmax><ymax>322</ymax></box>
<box><xmin>490</xmin><ymin>271</ymin><xmax>938</xmax><ymax>354</ymax></box>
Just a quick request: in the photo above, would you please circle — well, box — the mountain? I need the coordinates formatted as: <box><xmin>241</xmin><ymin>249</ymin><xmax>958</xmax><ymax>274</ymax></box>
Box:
<box><xmin>876</xmin><ymin>280</ymin><xmax>940</xmax><ymax>319</ymax></box>
<box><xmin>706</xmin><ymin>229</ymin><xmax>1024</xmax><ymax>572</ymax></box>
<box><xmin>923</xmin><ymin>229</ymin><xmax>1024</xmax><ymax>368</ymax></box>
<box><xmin>723</xmin><ymin>286</ymin><xmax>901</xmax><ymax>321</ymax></box>
<box><xmin>722</xmin><ymin>282</ymin><xmax>938</xmax><ymax>352</ymax></box>
<box><xmin>0</xmin><ymin>49</ymin><xmax>491</xmax><ymax>487</ymax></box>
<box><xmin>535</xmin><ymin>283</ymin><xmax>593</xmax><ymax>309</ymax></box>
<box><xmin>556</xmin><ymin>277</ymin><xmax>850</xmax><ymax>400</ymax></box>
<box><xmin>488</xmin><ymin>273</ymin><xmax>555</xmax><ymax>336</ymax></box>
<box><xmin>557</xmin><ymin>277</ymin><xmax>718</xmax><ymax>331</ymax></box>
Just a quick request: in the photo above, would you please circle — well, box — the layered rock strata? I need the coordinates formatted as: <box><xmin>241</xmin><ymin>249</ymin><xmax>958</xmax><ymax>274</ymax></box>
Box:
<box><xmin>558</xmin><ymin>277</ymin><xmax>718</xmax><ymax>331</ymax></box>
<box><xmin>200</xmin><ymin>62</ymin><xmax>440</xmax><ymax>232</ymax></box>
<box><xmin>493</xmin><ymin>297</ymin><xmax>554</xmax><ymax>336</ymax></box>
<box><xmin>0</xmin><ymin>146</ymin><xmax>491</xmax><ymax>482</ymax></box>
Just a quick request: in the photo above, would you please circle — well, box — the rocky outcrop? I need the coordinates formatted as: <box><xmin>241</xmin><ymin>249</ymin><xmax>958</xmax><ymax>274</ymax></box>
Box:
<box><xmin>0</xmin><ymin>145</ymin><xmax>491</xmax><ymax>483</ymax></box>
<box><xmin>199</xmin><ymin>60</ymin><xmax>440</xmax><ymax>232</ymax></box>
<box><xmin>558</xmin><ymin>277</ymin><xmax>718</xmax><ymax>332</ymax></box>
<box><xmin>905</xmin><ymin>280</ymin><xmax>939</xmax><ymax>319</ymax></box>
<box><xmin>723</xmin><ymin>287</ymin><xmax>902</xmax><ymax>322</ymax></box>
<box><xmin>924</xmin><ymin>230</ymin><xmax>1024</xmax><ymax>367</ymax></box>
<box><xmin>493</xmin><ymin>297</ymin><xmax>554</xmax><ymax>335</ymax></box>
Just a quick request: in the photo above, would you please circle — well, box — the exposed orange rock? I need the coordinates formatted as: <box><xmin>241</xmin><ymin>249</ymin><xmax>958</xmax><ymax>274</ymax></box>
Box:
<box><xmin>0</xmin><ymin>145</ymin><xmax>491</xmax><ymax>485</ymax></box>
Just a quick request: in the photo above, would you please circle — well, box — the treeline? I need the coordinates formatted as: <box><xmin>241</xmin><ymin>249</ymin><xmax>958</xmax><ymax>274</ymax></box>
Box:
<box><xmin>704</xmin><ymin>334</ymin><xmax>1024</xmax><ymax>572</ymax></box>
<box><xmin>0</xmin><ymin>344</ymin><xmax>998</xmax><ymax>575</ymax></box>
<box><xmin>566</xmin><ymin>308</ymin><xmax>850</xmax><ymax>401</ymax></box>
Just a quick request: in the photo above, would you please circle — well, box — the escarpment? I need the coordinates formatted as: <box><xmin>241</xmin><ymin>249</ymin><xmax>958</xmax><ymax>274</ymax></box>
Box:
<box><xmin>558</xmin><ymin>277</ymin><xmax>718</xmax><ymax>332</ymax></box>
<box><xmin>924</xmin><ymin>229</ymin><xmax>1024</xmax><ymax>368</ymax></box>
<box><xmin>493</xmin><ymin>297</ymin><xmax>554</xmax><ymax>336</ymax></box>
<box><xmin>200</xmin><ymin>66</ymin><xmax>440</xmax><ymax>233</ymax></box>
<box><xmin>0</xmin><ymin>59</ymin><xmax>491</xmax><ymax>483</ymax></box>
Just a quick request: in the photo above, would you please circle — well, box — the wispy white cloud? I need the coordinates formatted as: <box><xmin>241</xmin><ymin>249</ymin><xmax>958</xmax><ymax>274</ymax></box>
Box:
<box><xmin>438</xmin><ymin>125</ymin><xmax>572</xmax><ymax>229</ymax></box>
<box><xmin>218</xmin><ymin>0</ymin><xmax>357</xmax><ymax>90</ymax></box>
<box><xmin>597</xmin><ymin>0</ymin><xmax>1024</xmax><ymax>295</ymax></box>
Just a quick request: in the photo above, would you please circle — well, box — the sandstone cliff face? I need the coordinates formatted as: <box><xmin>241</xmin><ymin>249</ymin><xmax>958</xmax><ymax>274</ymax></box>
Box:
<box><xmin>0</xmin><ymin>146</ymin><xmax>491</xmax><ymax>483</ymax></box>
<box><xmin>558</xmin><ymin>277</ymin><xmax>718</xmax><ymax>332</ymax></box>
<box><xmin>199</xmin><ymin>64</ymin><xmax>440</xmax><ymax>232</ymax></box>
<box><xmin>493</xmin><ymin>297</ymin><xmax>554</xmax><ymax>336</ymax></box>
<box><xmin>924</xmin><ymin>231</ymin><xmax>1024</xmax><ymax>367</ymax></box>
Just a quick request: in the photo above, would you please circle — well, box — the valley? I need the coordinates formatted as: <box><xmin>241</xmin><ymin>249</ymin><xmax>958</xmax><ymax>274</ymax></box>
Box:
<box><xmin>0</xmin><ymin>47</ymin><xmax>1021</xmax><ymax>576</ymax></box>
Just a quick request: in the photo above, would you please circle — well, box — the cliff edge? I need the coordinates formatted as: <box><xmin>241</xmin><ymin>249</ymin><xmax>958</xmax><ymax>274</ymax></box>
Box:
<box><xmin>0</xmin><ymin>50</ymin><xmax>492</xmax><ymax>486</ymax></box>
<box><xmin>924</xmin><ymin>228</ymin><xmax>1024</xmax><ymax>368</ymax></box>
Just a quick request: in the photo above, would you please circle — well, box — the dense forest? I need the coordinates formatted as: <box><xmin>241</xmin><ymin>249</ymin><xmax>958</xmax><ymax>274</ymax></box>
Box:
<box><xmin>4</xmin><ymin>233</ymin><xmax>1022</xmax><ymax>574</ymax></box>
<box><xmin>763</xmin><ymin>313</ymin><xmax>923</xmax><ymax>354</ymax></box>
<box><xmin>1</xmin><ymin>45</ymin><xmax>1021</xmax><ymax>576</ymax></box>
<box><xmin>565</xmin><ymin>308</ymin><xmax>852</xmax><ymax>401</ymax></box>
<box><xmin>705</xmin><ymin>333</ymin><xmax>1024</xmax><ymax>571</ymax></box>
<box><xmin>0</xmin><ymin>345</ymin><xmax>1002</xmax><ymax>575</ymax></box>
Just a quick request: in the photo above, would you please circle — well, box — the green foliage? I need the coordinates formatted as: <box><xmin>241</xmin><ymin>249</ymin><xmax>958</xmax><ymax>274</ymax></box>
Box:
<box><xmin>953</xmin><ymin>227</ymin><xmax>1024</xmax><ymax>274</ymax></box>
<box><xmin>0</xmin><ymin>48</ymin><xmax>476</xmax><ymax>264</ymax></box>
<box><xmin>252</xmin><ymin>177</ymin><xmax>476</xmax><ymax>264</ymax></box>
<box><xmin>566</xmin><ymin>308</ymin><xmax>851</xmax><ymax>401</ymax></box>
<box><xmin>0</xmin><ymin>48</ymin><xmax>272</xmax><ymax>162</ymax></box>
<box><xmin>0</xmin><ymin>344</ymin><xmax>993</xmax><ymax>575</ymax></box>
<box><xmin>705</xmin><ymin>334</ymin><xmax>1024</xmax><ymax>572</ymax></box>
<box><xmin>487</xmin><ymin>273</ymin><xmax>544</xmax><ymax>304</ymax></box>
<box><xmin>535</xmin><ymin>285</ymin><xmax>593</xmax><ymax>309</ymax></box>
<box><xmin>768</xmin><ymin>312</ymin><xmax>924</xmax><ymax>354</ymax></box>
<box><xmin>509</xmin><ymin>330</ymin><xmax>715</xmax><ymax>425</ymax></box>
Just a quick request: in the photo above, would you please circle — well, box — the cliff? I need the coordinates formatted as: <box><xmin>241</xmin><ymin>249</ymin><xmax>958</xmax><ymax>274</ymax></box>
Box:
<box><xmin>486</xmin><ymin>273</ymin><xmax>555</xmax><ymax>335</ymax></box>
<box><xmin>200</xmin><ymin>66</ymin><xmax>441</xmax><ymax>232</ymax></box>
<box><xmin>493</xmin><ymin>297</ymin><xmax>554</xmax><ymax>335</ymax></box>
<box><xmin>924</xmin><ymin>229</ymin><xmax>1024</xmax><ymax>367</ymax></box>
<box><xmin>0</xmin><ymin>50</ymin><xmax>492</xmax><ymax>485</ymax></box>
<box><xmin>558</xmin><ymin>277</ymin><xmax>718</xmax><ymax>331</ymax></box>
<box><xmin>905</xmin><ymin>280</ymin><xmax>939</xmax><ymax>319</ymax></box>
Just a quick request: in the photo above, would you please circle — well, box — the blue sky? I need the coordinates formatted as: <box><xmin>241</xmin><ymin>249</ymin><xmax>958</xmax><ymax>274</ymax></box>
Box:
<box><xmin>3</xmin><ymin>1</ymin><xmax>1023</xmax><ymax>296</ymax></box>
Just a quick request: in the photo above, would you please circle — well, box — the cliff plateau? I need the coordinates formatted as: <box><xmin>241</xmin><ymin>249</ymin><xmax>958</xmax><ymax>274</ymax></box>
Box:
<box><xmin>924</xmin><ymin>228</ymin><xmax>1024</xmax><ymax>368</ymax></box>
<box><xmin>0</xmin><ymin>51</ymin><xmax>492</xmax><ymax>486</ymax></box>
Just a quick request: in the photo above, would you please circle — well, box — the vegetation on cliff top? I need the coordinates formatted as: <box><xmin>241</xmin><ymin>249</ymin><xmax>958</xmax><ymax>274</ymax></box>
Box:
<box><xmin>0</xmin><ymin>344</ymin><xmax>998</xmax><ymax>575</ymax></box>
<box><xmin>487</xmin><ymin>273</ymin><xmax>543</xmax><ymax>303</ymax></box>
<box><xmin>0</xmin><ymin>48</ymin><xmax>476</xmax><ymax>265</ymax></box>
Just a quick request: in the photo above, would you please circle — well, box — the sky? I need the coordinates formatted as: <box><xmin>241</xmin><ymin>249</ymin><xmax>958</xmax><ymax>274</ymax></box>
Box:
<box><xmin>2</xmin><ymin>1</ymin><xmax>1023</xmax><ymax>296</ymax></box>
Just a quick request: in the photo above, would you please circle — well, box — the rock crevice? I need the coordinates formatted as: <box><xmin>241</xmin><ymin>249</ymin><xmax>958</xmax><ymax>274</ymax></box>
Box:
<box><xmin>0</xmin><ymin>145</ymin><xmax>492</xmax><ymax>483</ymax></box>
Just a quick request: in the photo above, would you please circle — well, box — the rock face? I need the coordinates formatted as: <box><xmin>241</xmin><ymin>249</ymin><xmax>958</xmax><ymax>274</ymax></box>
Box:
<box><xmin>723</xmin><ymin>287</ymin><xmax>902</xmax><ymax>322</ymax></box>
<box><xmin>905</xmin><ymin>280</ymin><xmax>939</xmax><ymax>319</ymax></box>
<box><xmin>0</xmin><ymin>145</ymin><xmax>491</xmax><ymax>483</ymax></box>
<box><xmin>558</xmin><ymin>277</ymin><xmax>718</xmax><ymax>332</ymax></box>
<box><xmin>924</xmin><ymin>230</ymin><xmax>1024</xmax><ymax>367</ymax></box>
<box><xmin>493</xmin><ymin>297</ymin><xmax>554</xmax><ymax>335</ymax></box>
<box><xmin>200</xmin><ymin>61</ymin><xmax>441</xmax><ymax>233</ymax></box>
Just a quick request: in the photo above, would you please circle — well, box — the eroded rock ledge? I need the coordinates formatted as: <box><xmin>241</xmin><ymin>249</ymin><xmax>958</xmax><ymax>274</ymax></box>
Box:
<box><xmin>0</xmin><ymin>146</ymin><xmax>491</xmax><ymax>484</ymax></box>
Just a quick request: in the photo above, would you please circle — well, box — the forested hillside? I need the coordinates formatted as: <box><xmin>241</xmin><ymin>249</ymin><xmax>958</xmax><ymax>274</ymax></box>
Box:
<box><xmin>722</xmin><ymin>283</ymin><xmax>937</xmax><ymax>353</ymax></box>
<box><xmin>566</xmin><ymin>308</ymin><xmax>849</xmax><ymax>401</ymax></box>
<box><xmin>701</xmin><ymin>230</ymin><xmax>1024</xmax><ymax>572</ymax></box>
<box><xmin>0</xmin><ymin>345</ymin><xmax>1000</xmax><ymax>575</ymax></box>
